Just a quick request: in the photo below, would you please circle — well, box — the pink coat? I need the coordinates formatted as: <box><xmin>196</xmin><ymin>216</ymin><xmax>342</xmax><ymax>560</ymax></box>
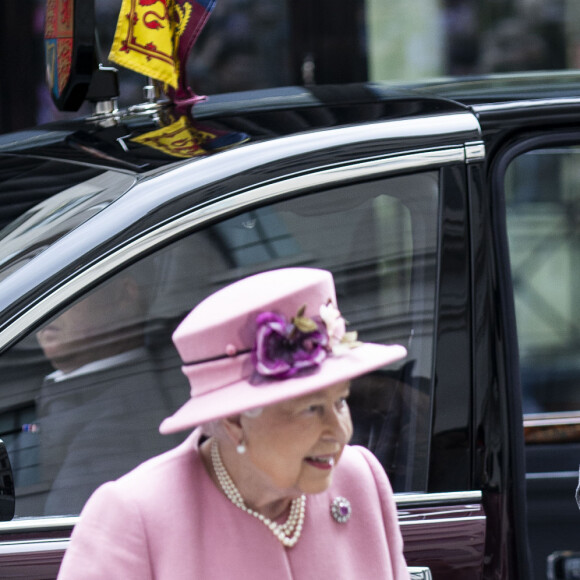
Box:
<box><xmin>58</xmin><ymin>429</ymin><xmax>409</xmax><ymax>579</ymax></box>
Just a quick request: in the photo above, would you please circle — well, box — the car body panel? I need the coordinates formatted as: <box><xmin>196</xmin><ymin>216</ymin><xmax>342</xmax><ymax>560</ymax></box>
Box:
<box><xmin>2</xmin><ymin>71</ymin><xmax>580</xmax><ymax>577</ymax></box>
<box><xmin>0</xmin><ymin>102</ymin><xmax>490</xmax><ymax>576</ymax></box>
<box><xmin>0</xmin><ymin>493</ymin><xmax>485</xmax><ymax>580</ymax></box>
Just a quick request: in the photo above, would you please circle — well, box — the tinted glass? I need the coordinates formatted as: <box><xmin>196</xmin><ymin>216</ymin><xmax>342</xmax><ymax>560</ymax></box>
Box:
<box><xmin>0</xmin><ymin>170</ymin><xmax>439</xmax><ymax>517</ymax></box>
<box><xmin>0</xmin><ymin>166</ymin><xmax>134</xmax><ymax>281</ymax></box>
<box><xmin>0</xmin><ymin>157</ymin><xmax>103</xmax><ymax>231</ymax></box>
<box><xmin>505</xmin><ymin>147</ymin><xmax>580</xmax><ymax>414</ymax></box>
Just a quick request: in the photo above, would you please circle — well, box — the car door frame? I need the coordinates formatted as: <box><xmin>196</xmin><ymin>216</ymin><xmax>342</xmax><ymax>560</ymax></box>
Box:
<box><xmin>0</xmin><ymin>110</ymin><xmax>528</xmax><ymax>578</ymax></box>
<box><xmin>480</xmin><ymin>118</ymin><xmax>580</xmax><ymax>578</ymax></box>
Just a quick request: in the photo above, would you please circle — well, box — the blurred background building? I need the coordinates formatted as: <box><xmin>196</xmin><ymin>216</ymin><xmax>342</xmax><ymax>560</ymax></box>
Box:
<box><xmin>0</xmin><ymin>0</ymin><xmax>576</xmax><ymax>133</ymax></box>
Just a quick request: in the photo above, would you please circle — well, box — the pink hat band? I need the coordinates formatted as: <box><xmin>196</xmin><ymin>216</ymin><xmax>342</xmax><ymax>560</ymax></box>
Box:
<box><xmin>181</xmin><ymin>351</ymin><xmax>253</xmax><ymax>397</ymax></box>
<box><xmin>159</xmin><ymin>268</ymin><xmax>407</xmax><ymax>434</ymax></box>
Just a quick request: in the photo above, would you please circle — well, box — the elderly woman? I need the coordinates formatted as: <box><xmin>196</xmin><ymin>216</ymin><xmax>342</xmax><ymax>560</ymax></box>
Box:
<box><xmin>57</xmin><ymin>268</ymin><xmax>409</xmax><ymax>579</ymax></box>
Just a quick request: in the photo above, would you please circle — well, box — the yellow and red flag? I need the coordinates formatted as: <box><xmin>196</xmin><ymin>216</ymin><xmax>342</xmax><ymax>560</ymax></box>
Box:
<box><xmin>132</xmin><ymin>116</ymin><xmax>214</xmax><ymax>157</ymax></box>
<box><xmin>132</xmin><ymin>115</ymin><xmax>249</xmax><ymax>158</ymax></box>
<box><xmin>109</xmin><ymin>0</ymin><xmax>216</xmax><ymax>98</ymax></box>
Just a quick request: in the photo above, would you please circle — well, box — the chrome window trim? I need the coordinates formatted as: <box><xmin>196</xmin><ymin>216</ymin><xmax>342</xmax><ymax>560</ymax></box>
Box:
<box><xmin>465</xmin><ymin>141</ymin><xmax>485</xmax><ymax>163</ymax></box>
<box><xmin>399</xmin><ymin>515</ymin><xmax>486</xmax><ymax>526</ymax></box>
<box><xmin>136</xmin><ymin>111</ymin><xmax>481</xmax><ymax>199</ymax></box>
<box><xmin>526</xmin><ymin>471</ymin><xmax>578</xmax><ymax>480</ymax></box>
<box><xmin>524</xmin><ymin>411</ymin><xmax>580</xmax><ymax>427</ymax></box>
<box><xmin>472</xmin><ymin>97</ymin><xmax>580</xmax><ymax>114</ymax></box>
<box><xmin>0</xmin><ymin>537</ymin><xmax>70</xmax><ymax>554</ymax></box>
<box><xmin>0</xmin><ymin>516</ymin><xmax>78</xmax><ymax>534</ymax></box>
<box><xmin>395</xmin><ymin>490</ymin><xmax>482</xmax><ymax>508</ymax></box>
<box><xmin>0</xmin><ymin>142</ymin><xmax>473</xmax><ymax>349</ymax></box>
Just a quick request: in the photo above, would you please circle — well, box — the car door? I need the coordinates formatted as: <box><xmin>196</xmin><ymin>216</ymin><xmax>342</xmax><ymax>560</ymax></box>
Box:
<box><xmin>488</xmin><ymin>128</ymin><xmax>580</xmax><ymax>578</ymax></box>
<box><xmin>0</xmin><ymin>108</ymin><xmax>521</xmax><ymax>578</ymax></box>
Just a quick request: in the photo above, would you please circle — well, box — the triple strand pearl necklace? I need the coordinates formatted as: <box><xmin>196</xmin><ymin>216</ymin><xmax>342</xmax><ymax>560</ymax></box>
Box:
<box><xmin>210</xmin><ymin>439</ymin><xmax>306</xmax><ymax>548</ymax></box>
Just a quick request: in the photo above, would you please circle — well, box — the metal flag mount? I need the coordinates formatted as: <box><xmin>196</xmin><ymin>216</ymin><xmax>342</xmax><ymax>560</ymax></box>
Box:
<box><xmin>109</xmin><ymin>0</ymin><xmax>217</xmax><ymax>107</ymax></box>
<box><xmin>45</xmin><ymin>0</ymin><xmax>97</xmax><ymax>111</ymax></box>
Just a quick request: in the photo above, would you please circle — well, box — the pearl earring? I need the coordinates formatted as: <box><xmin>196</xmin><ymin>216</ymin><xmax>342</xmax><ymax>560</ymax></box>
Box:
<box><xmin>236</xmin><ymin>441</ymin><xmax>246</xmax><ymax>454</ymax></box>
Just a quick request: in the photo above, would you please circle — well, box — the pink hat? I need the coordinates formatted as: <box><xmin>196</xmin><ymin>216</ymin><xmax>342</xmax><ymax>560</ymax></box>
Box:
<box><xmin>160</xmin><ymin>268</ymin><xmax>407</xmax><ymax>434</ymax></box>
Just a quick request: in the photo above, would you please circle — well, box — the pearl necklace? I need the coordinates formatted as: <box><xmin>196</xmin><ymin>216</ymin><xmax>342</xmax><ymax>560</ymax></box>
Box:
<box><xmin>210</xmin><ymin>439</ymin><xmax>306</xmax><ymax>548</ymax></box>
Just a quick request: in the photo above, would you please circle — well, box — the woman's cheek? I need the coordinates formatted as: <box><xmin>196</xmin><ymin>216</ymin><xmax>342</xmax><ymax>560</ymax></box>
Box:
<box><xmin>342</xmin><ymin>414</ymin><xmax>354</xmax><ymax>443</ymax></box>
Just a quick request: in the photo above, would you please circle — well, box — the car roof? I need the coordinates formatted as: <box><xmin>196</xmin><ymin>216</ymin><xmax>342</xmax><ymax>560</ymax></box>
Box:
<box><xmin>384</xmin><ymin>71</ymin><xmax>580</xmax><ymax>104</ymax></box>
<box><xmin>1</xmin><ymin>71</ymin><xmax>579</xmax><ymax>232</ymax></box>
<box><xmin>3</xmin><ymin>71</ymin><xmax>580</xmax><ymax>171</ymax></box>
<box><xmin>0</xmin><ymin>84</ymin><xmax>465</xmax><ymax>173</ymax></box>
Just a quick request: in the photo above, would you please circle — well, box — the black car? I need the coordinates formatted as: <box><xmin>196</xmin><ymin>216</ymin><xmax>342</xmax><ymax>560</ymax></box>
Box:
<box><xmin>0</xmin><ymin>72</ymin><xmax>579</xmax><ymax>579</ymax></box>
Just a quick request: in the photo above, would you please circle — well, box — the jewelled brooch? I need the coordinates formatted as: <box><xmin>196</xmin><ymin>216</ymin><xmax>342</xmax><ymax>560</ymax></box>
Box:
<box><xmin>330</xmin><ymin>496</ymin><xmax>351</xmax><ymax>523</ymax></box>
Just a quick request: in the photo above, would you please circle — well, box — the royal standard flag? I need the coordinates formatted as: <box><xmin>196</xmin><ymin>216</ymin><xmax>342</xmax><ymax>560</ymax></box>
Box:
<box><xmin>132</xmin><ymin>115</ymin><xmax>249</xmax><ymax>157</ymax></box>
<box><xmin>109</xmin><ymin>0</ymin><xmax>216</xmax><ymax>89</ymax></box>
<box><xmin>132</xmin><ymin>116</ymin><xmax>214</xmax><ymax>157</ymax></box>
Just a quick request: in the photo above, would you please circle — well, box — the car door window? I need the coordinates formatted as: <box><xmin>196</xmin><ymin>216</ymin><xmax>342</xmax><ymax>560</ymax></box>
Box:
<box><xmin>505</xmin><ymin>147</ymin><xmax>580</xmax><ymax>415</ymax></box>
<box><xmin>0</xmin><ymin>170</ymin><xmax>439</xmax><ymax>518</ymax></box>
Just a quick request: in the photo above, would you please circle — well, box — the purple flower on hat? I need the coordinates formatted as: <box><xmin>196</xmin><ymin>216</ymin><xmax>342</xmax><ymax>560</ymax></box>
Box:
<box><xmin>253</xmin><ymin>307</ymin><xmax>329</xmax><ymax>378</ymax></box>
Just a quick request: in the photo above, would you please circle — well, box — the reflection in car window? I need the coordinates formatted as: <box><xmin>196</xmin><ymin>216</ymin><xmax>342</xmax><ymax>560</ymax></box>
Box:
<box><xmin>0</xmin><ymin>170</ymin><xmax>439</xmax><ymax>518</ymax></box>
<box><xmin>0</xmin><ymin>157</ymin><xmax>102</xmax><ymax>232</ymax></box>
<box><xmin>0</xmin><ymin>169</ymin><xmax>135</xmax><ymax>282</ymax></box>
<box><xmin>506</xmin><ymin>147</ymin><xmax>580</xmax><ymax>414</ymax></box>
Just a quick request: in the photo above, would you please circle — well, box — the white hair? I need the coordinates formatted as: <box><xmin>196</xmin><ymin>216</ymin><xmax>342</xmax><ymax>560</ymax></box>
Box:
<box><xmin>201</xmin><ymin>407</ymin><xmax>263</xmax><ymax>436</ymax></box>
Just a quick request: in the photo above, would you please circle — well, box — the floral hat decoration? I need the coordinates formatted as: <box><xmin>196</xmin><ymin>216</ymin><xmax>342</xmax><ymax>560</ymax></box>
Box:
<box><xmin>160</xmin><ymin>267</ymin><xmax>407</xmax><ymax>434</ymax></box>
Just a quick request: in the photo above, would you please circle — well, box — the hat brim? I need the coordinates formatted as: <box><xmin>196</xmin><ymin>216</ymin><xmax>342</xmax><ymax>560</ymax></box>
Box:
<box><xmin>159</xmin><ymin>343</ymin><xmax>407</xmax><ymax>434</ymax></box>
